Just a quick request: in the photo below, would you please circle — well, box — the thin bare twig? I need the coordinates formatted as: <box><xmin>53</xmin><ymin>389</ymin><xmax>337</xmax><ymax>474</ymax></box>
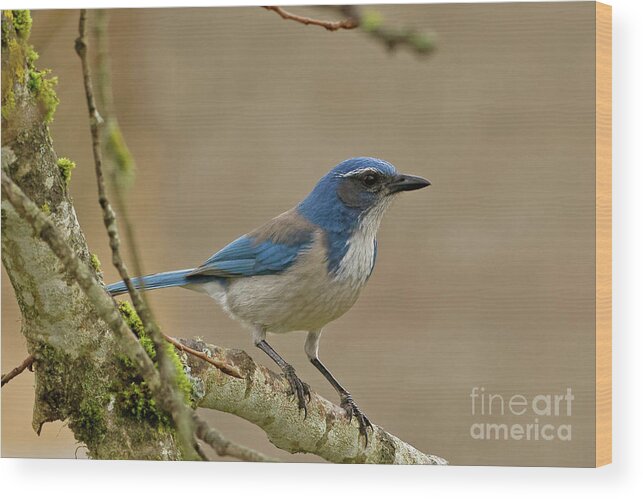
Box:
<box><xmin>92</xmin><ymin>10</ymin><xmax>241</xmax><ymax>381</ymax></box>
<box><xmin>163</xmin><ymin>334</ymin><xmax>242</xmax><ymax>379</ymax></box>
<box><xmin>75</xmin><ymin>8</ymin><xmax>199</xmax><ymax>460</ymax></box>
<box><xmin>94</xmin><ymin>10</ymin><xmax>141</xmax><ymax>274</ymax></box>
<box><xmin>0</xmin><ymin>174</ymin><xmax>276</xmax><ymax>462</ymax></box>
<box><xmin>193</xmin><ymin>414</ymin><xmax>279</xmax><ymax>462</ymax></box>
<box><xmin>94</xmin><ymin>11</ymin><xmax>115</xmax><ymax>122</ymax></box>
<box><xmin>193</xmin><ymin>441</ymin><xmax>210</xmax><ymax>461</ymax></box>
<box><xmin>263</xmin><ymin>6</ymin><xmax>358</xmax><ymax>31</ymax></box>
<box><xmin>1</xmin><ymin>355</ymin><xmax>34</xmax><ymax>387</ymax></box>
<box><xmin>0</xmin><ymin>338</ymin><xmax>241</xmax><ymax>386</ymax></box>
<box><xmin>267</xmin><ymin>5</ymin><xmax>435</xmax><ymax>56</ymax></box>
<box><xmin>74</xmin><ymin>9</ymin><xmax>272</xmax><ymax>462</ymax></box>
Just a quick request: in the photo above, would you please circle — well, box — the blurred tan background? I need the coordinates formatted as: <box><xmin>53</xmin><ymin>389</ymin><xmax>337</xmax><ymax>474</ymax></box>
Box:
<box><xmin>2</xmin><ymin>3</ymin><xmax>597</xmax><ymax>465</ymax></box>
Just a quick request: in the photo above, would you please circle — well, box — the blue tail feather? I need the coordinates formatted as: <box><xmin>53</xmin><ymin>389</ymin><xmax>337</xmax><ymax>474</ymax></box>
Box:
<box><xmin>106</xmin><ymin>269</ymin><xmax>195</xmax><ymax>297</ymax></box>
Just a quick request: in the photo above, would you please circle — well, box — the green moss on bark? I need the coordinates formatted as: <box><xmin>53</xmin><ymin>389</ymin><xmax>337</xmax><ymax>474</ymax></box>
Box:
<box><xmin>74</xmin><ymin>397</ymin><xmax>109</xmax><ymax>447</ymax></box>
<box><xmin>11</xmin><ymin>10</ymin><xmax>32</xmax><ymax>39</ymax></box>
<box><xmin>114</xmin><ymin>301</ymin><xmax>196</xmax><ymax>430</ymax></box>
<box><xmin>56</xmin><ymin>157</ymin><xmax>76</xmax><ymax>187</ymax></box>
<box><xmin>2</xmin><ymin>10</ymin><xmax>59</xmax><ymax>125</ymax></box>
<box><xmin>27</xmin><ymin>67</ymin><xmax>59</xmax><ymax>123</ymax></box>
<box><xmin>90</xmin><ymin>253</ymin><xmax>102</xmax><ymax>273</ymax></box>
<box><xmin>34</xmin><ymin>343</ymin><xmax>109</xmax><ymax>450</ymax></box>
<box><xmin>1</xmin><ymin>37</ymin><xmax>24</xmax><ymax>120</ymax></box>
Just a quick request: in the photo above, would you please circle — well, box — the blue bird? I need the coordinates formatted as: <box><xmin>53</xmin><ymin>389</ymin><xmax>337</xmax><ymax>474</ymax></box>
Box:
<box><xmin>107</xmin><ymin>157</ymin><xmax>430</xmax><ymax>440</ymax></box>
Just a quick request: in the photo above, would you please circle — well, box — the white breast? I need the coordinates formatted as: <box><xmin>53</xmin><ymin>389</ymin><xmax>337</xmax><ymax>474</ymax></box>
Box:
<box><xmin>334</xmin><ymin>198</ymin><xmax>392</xmax><ymax>286</ymax></box>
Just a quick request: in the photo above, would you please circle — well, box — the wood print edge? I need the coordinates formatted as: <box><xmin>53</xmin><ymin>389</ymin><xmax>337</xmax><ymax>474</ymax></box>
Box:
<box><xmin>595</xmin><ymin>0</ymin><xmax>612</xmax><ymax>468</ymax></box>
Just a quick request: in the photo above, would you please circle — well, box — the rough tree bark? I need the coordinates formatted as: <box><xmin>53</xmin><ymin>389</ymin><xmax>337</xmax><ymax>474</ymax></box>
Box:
<box><xmin>1</xmin><ymin>10</ymin><xmax>446</xmax><ymax>464</ymax></box>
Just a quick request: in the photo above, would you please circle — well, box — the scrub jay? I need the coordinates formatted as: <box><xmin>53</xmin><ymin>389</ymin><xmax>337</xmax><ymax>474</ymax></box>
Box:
<box><xmin>107</xmin><ymin>157</ymin><xmax>430</xmax><ymax>440</ymax></box>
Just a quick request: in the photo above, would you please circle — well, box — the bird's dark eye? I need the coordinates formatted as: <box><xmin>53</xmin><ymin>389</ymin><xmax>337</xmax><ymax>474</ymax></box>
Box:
<box><xmin>362</xmin><ymin>173</ymin><xmax>377</xmax><ymax>187</ymax></box>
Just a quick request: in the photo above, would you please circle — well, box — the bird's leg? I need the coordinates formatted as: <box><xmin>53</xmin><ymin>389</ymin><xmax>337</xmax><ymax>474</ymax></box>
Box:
<box><xmin>311</xmin><ymin>357</ymin><xmax>374</xmax><ymax>443</ymax></box>
<box><xmin>305</xmin><ymin>330</ymin><xmax>373</xmax><ymax>444</ymax></box>
<box><xmin>255</xmin><ymin>338</ymin><xmax>311</xmax><ymax>416</ymax></box>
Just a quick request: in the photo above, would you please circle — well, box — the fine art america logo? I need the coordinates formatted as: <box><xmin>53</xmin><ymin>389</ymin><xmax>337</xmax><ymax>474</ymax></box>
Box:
<box><xmin>469</xmin><ymin>387</ymin><xmax>574</xmax><ymax>442</ymax></box>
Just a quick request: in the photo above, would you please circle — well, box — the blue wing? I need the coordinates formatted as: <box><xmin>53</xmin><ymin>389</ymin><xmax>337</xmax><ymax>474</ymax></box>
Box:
<box><xmin>188</xmin><ymin>210</ymin><xmax>317</xmax><ymax>278</ymax></box>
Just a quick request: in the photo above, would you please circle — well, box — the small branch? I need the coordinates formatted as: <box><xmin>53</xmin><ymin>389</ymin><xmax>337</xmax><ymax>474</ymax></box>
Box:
<box><xmin>0</xmin><ymin>173</ymin><xmax>275</xmax><ymax>462</ymax></box>
<box><xmin>265</xmin><ymin>5</ymin><xmax>435</xmax><ymax>56</ymax></box>
<box><xmin>94</xmin><ymin>10</ymin><xmax>141</xmax><ymax>275</ymax></box>
<box><xmin>193</xmin><ymin>441</ymin><xmax>210</xmax><ymax>461</ymax></box>
<box><xmin>263</xmin><ymin>6</ymin><xmax>358</xmax><ymax>31</ymax></box>
<box><xmin>193</xmin><ymin>414</ymin><xmax>279</xmax><ymax>462</ymax></box>
<box><xmin>74</xmin><ymin>10</ymin><xmax>272</xmax><ymax>462</ymax></box>
<box><xmin>91</xmin><ymin>10</ymin><xmax>242</xmax><ymax>384</ymax></box>
<box><xmin>164</xmin><ymin>334</ymin><xmax>242</xmax><ymax>379</ymax></box>
<box><xmin>335</xmin><ymin>5</ymin><xmax>435</xmax><ymax>55</ymax></box>
<box><xmin>1</xmin><ymin>355</ymin><xmax>34</xmax><ymax>387</ymax></box>
<box><xmin>75</xmin><ymin>9</ymin><xmax>199</xmax><ymax>460</ymax></box>
<box><xmin>94</xmin><ymin>11</ymin><xmax>115</xmax><ymax>122</ymax></box>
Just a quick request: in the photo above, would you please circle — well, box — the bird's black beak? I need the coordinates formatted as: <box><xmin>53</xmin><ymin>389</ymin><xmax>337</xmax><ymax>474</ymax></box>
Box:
<box><xmin>387</xmin><ymin>174</ymin><xmax>431</xmax><ymax>194</ymax></box>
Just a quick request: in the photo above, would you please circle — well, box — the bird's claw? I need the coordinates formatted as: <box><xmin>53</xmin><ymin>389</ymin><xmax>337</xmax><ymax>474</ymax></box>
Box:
<box><xmin>283</xmin><ymin>365</ymin><xmax>311</xmax><ymax>417</ymax></box>
<box><xmin>340</xmin><ymin>393</ymin><xmax>373</xmax><ymax>446</ymax></box>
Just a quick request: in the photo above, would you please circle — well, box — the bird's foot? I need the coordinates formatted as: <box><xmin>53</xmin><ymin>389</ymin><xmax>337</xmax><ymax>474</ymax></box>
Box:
<box><xmin>283</xmin><ymin>364</ymin><xmax>311</xmax><ymax>417</ymax></box>
<box><xmin>340</xmin><ymin>393</ymin><xmax>373</xmax><ymax>446</ymax></box>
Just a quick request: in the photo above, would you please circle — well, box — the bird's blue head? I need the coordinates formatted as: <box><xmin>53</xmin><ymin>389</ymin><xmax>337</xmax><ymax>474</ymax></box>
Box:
<box><xmin>297</xmin><ymin>157</ymin><xmax>430</xmax><ymax>234</ymax></box>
